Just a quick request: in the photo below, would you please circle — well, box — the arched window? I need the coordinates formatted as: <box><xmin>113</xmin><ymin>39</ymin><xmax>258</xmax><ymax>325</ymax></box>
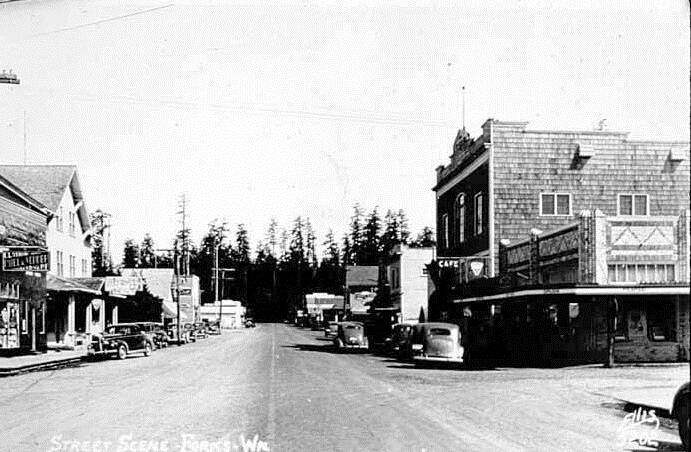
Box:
<box><xmin>455</xmin><ymin>193</ymin><xmax>466</xmax><ymax>244</ymax></box>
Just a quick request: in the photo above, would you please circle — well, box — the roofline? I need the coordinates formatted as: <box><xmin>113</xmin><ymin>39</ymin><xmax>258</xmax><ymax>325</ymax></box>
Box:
<box><xmin>0</xmin><ymin>174</ymin><xmax>52</xmax><ymax>216</ymax></box>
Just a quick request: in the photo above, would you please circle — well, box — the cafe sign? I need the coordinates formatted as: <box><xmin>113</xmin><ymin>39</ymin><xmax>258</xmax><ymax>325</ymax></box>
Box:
<box><xmin>2</xmin><ymin>250</ymin><xmax>50</xmax><ymax>272</ymax></box>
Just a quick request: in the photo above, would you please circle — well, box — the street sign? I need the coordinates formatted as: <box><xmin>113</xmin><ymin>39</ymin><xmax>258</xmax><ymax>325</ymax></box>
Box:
<box><xmin>2</xmin><ymin>250</ymin><xmax>50</xmax><ymax>272</ymax></box>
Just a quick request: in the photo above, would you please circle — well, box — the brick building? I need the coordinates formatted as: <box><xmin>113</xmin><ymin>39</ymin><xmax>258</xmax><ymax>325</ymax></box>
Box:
<box><xmin>431</xmin><ymin>119</ymin><xmax>689</xmax><ymax>364</ymax></box>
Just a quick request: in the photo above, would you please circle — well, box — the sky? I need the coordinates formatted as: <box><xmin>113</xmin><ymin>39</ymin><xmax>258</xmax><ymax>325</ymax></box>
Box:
<box><xmin>1</xmin><ymin>0</ymin><xmax>689</xmax><ymax>261</ymax></box>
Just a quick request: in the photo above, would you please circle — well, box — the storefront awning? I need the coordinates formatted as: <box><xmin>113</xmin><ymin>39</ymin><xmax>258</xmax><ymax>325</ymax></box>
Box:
<box><xmin>455</xmin><ymin>284</ymin><xmax>690</xmax><ymax>303</ymax></box>
<box><xmin>162</xmin><ymin>300</ymin><xmax>188</xmax><ymax>320</ymax></box>
<box><xmin>47</xmin><ymin>274</ymin><xmax>101</xmax><ymax>295</ymax></box>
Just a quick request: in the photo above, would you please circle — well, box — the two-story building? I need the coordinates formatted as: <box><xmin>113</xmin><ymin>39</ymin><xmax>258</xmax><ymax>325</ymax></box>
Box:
<box><xmin>0</xmin><ymin>165</ymin><xmax>99</xmax><ymax>349</ymax></box>
<box><xmin>431</xmin><ymin>120</ymin><xmax>690</xmax><ymax>364</ymax></box>
<box><xmin>382</xmin><ymin>244</ymin><xmax>434</xmax><ymax>324</ymax></box>
<box><xmin>0</xmin><ymin>174</ymin><xmax>51</xmax><ymax>354</ymax></box>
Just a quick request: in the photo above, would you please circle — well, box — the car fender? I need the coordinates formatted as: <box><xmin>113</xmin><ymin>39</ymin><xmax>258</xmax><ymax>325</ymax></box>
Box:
<box><xmin>111</xmin><ymin>339</ymin><xmax>129</xmax><ymax>352</ymax></box>
<box><xmin>672</xmin><ymin>382</ymin><xmax>690</xmax><ymax>417</ymax></box>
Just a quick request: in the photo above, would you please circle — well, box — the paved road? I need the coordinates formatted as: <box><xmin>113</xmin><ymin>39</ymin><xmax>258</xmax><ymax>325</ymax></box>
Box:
<box><xmin>1</xmin><ymin>324</ymin><xmax>687</xmax><ymax>451</ymax></box>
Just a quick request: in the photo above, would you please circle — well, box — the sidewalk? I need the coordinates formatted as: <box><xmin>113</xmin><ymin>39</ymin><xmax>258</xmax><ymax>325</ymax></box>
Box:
<box><xmin>0</xmin><ymin>349</ymin><xmax>87</xmax><ymax>377</ymax></box>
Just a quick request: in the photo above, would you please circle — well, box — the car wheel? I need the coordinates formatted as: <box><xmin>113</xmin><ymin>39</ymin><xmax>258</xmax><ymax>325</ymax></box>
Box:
<box><xmin>678</xmin><ymin>396</ymin><xmax>689</xmax><ymax>450</ymax></box>
<box><xmin>144</xmin><ymin>342</ymin><xmax>153</xmax><ymax>357</ymax></box>
<box><xmin>117</xmin><ymin>344</ymin><xmax>127</xmax><ymax>360</ymax></box>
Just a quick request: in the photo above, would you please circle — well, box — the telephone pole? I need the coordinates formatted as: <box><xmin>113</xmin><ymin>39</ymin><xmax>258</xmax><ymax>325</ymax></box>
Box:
<box><xmin>177</xmin><ymin>194</ymin><xmax>190</xmax><ymax>277</ymax></box>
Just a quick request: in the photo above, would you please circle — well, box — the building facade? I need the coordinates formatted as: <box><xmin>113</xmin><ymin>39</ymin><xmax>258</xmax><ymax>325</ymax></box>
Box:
<box><xmin>432</xmin><ymin>120</ymin><xmax>690</xmax><ymax>364</ymax></box>
<box><xmin>0</xmin><ymin>166</ymin><xmax>97</xmax><ymax>348</ymax></box>
<box><xmin>0</xmin><ymin>174</ymin><xmax>51</xmax><ymax>354</ymax></box>
<box><xmin>385</xmin><ymin>244</ymin><xmax>434</xmax><ymax>324</ymax></box>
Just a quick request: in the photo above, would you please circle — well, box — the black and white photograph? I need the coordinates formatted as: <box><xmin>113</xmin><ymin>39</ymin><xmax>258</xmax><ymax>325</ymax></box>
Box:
<box><xmin>0</xmin><ymin>0</ymin><xmax>689</xmax><ymax>450</ymax></box>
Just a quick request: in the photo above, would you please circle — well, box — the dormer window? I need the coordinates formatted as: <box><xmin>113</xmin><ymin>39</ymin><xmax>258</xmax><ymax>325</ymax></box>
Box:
<box><xmin>69</xmin><ymin>212</ymin><xmax>76</xmax><ymax>236</ymax></box>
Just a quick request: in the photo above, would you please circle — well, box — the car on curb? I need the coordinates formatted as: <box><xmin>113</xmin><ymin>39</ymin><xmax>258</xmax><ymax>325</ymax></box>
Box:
<box><xmin>671</xmin><ymin>382</ymin><xmax>689</xmax><ymax>449</ymax></box>
<box><xmin>204</xmin><ymin>319</ymin><xmax>221</xmax><ymax>335</ymax></box>
<box><xmin>87</xmin><ymin>323</ymin><xmax>154</xmax><ymax>360</ymax></box>
<box><xmin>333</xmin><ymin>321</ymin><xmax>369</xmax><ymax>351</ymax></box>
<box><xmin>410</xmin><ymin>323</ymin><xmax>464</xmax><ymax>367</ymax></box>
<box><xmin>136</xmin><ymin>322</ymin><xmax>168</xmax><ymax>349</ymax></box>
<box><xmin>324</xmin><ymin>321</ymin><xmax>339</xmax><ymax>338</ymax></box>
<box><xmin>192</xmin><ymin>322</ymin><xmax>208</xmax><ymax>339</ymax></box>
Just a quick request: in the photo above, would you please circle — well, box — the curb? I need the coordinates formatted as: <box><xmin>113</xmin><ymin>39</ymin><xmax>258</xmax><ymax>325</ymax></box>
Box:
<box><xmin>0</xmin><ymin>356</ymin><xmax>86</xmax><ymax>377</ymax></box>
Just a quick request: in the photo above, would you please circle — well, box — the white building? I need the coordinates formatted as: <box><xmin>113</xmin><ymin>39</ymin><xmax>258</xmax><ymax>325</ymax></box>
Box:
<box><xmin>0</xmin><ymin>166</ymin><xmax>98</xmax><ymax>348</ymax></box>
<box><xmin>387</xmin><ymin>244</ymin><xmax>435</xmax><ymax>324</ymax></box>
<box><xmin>199</xmin><ymin>300</ymin><xmax>245</xmax><ymax>329</ymax></box>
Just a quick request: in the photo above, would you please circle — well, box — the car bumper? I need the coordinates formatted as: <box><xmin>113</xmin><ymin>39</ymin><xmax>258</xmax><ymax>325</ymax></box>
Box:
<box><xmin>413</xmin><ymin>355</ymin><xmax>463</xmax><ymax>363</ymax></box>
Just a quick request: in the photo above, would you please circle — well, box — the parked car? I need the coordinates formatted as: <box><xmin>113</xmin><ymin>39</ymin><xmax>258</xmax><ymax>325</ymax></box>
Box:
<box><xmin>204</xmin><ymin>319</ymin><xmax>221</xmax><ymax>335</ymax></box>
<box><xmin>672</xmin><ymin>382</ymin><xmax>689</xmax><ymax>449</ymax></box>
<box><xmin>244</xmin><ymin>319</ymin><xmax>256</xmax><ymax>328</ymax></box>
<box><xmin>192</xmin><ymin>322</ymin><xmax>208</xmax><ymax>339</ymax></box>
<box><xmin>333</xmin><ymin>321</ymin><xmax>369</xmax><ymax>351</ymax></box>
<box><xmin>388</xmin><ymin>323</ymin><xmax>415</xmax><ymax>357</ymax></box>
<box><xmin>410</xmin><ymin>323</ymin><xmax>464</xmax><ymax>366</ymax></box>
<box><xmin>88</xmin><ymin>323</ymin><xmax>154</xmax><ymax>359</ymax></box>
<box><xmin>136</xmin><ymin>322</ymin><xmax>168</xmax><ymax>349</ymax></box>
<box><xmin>324</xmin><ymin>321</ymin><xmax>339</xmax><ymax>338</ymax></box>
<box><xmin>166</xmin><ymin>322</ymin><xmax>194</xmax><ymax>344</ymax></box>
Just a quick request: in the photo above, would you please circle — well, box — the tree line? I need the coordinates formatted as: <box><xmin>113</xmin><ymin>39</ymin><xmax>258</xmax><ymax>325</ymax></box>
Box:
<box><xmin>90</xmin><ymin>205</ymin><xmax>435</xmax><ymax>320</ymax></box>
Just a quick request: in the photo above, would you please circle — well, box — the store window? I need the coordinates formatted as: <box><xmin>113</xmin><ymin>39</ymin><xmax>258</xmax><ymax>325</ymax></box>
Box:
<box><xmin>540</xmin><ymin>193</ymin><xmax>571</xmax><ymax>216</ymax></box>
<box><xmin>615</xmin><ymin>309</ymin><xmax>628</xmax><ymax>342</ymax></box>
<box><xmin>608</xmin><ymin>264</ymin><xmax>676</xmax><ymax>283</ymax></box>
<box><xmin>618</xmin><ymin>194</ymin><xmax>648</xmax><ymax>216</ymax></box>
<box><xmin>647</xmin><ymin>299</ymin><xmax>676</xmax><ymax>342</ymax></box>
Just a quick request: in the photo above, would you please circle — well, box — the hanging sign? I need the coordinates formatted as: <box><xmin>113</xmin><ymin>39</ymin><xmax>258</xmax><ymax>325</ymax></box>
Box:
<box><xmin>2</xmin><ymin>250</ymin><xmax>50</xmax><ymax>272</ymax></box>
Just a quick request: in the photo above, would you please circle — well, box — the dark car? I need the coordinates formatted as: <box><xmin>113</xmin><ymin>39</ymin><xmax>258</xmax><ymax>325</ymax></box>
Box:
<box><xmin>192</xmin><ymin>322</ymin><xmax>208</xmax><ymax>339</ymax></box>
<box><xmin>244</xmin><ymin>319</ymin><xmax>256</xmax><ymax>328</ymax></box>
<box><xmin>88</xmin><ymin>323</ymin><xmax>154</xmax><ymax>359</ymax></box>
<box><xmin>388</xmin><ymin>323</ymin><xmax>414</xmax><ymax>357</ymax></box>
<box><xmin>136</xmin><ymin>322</ymin><xmax>168</xmax><ymax>349</ymax></box>
<box><xmin>324</xmin><ymin>321</ymin><xmax>339</xmax><ymax>338</ymax></box>
<box><xmin>333</xmin><ymin>321</ymin><xmax>369</xmax><ymax>351</ymax></box>
<box><xmin>204</xmin><ymin>319</ymin><xmax>221</xmax><ymax>335</ymax></box>
<box><xmin>671</xmin><ymin>382</ymin><xmax>689</xmax><ymax>449</ymax></box>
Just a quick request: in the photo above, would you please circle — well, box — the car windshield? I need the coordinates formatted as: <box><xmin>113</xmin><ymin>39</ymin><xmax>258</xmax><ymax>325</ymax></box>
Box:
<box><xmin>106</xmin><ymin>326</ymin><xmax>132</xmax><ymax>335</ymax></box>
<box><xmin>345</xmin><ymin>325</ymin><xmax>361</xmax><ymax>330</ymax></box>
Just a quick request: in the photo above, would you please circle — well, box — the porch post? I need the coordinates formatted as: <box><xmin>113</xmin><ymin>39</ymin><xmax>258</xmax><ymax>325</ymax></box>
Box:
<box><xmin>67</xmin><ymin>295</ymin><xmax>75</xmax><ymax>333</ymax></box>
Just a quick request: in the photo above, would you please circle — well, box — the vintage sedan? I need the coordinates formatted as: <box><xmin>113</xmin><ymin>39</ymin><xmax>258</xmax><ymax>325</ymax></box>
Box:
<box><xmin>388</xmin><ymin>323</ymin><xmax>415</xmax><ymax>357</ymax></box>
<box><xmin>324</xmin><ymin>321</ymin><xmax>340</xmax><ymax>338</ymax></box>
<box><xmin>166</xmin><ymin>322</ymin><xmax>194</xmax><ymax>344</ymax></box>
<box><xmin>410</xmin><ymin>323</ymin><xmax>464</xmax><ymax>366</ymax></box>
<box><xmin>136</xmin><ymin>322</ymin><xmax>168</xmax><ymax>349</ymax></box>
<box><xmin>88</xmin><ymin>323</ymin><xmax>154</xmax><ymax>359</ymax></box>
<box><xmin>333</xmin><ymin>321</ymin><xmax>369</xmax><ymax>351</ymax></box>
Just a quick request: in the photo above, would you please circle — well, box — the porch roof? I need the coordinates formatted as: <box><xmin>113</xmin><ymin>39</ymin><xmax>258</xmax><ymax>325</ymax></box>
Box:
<box><xmin>47</xmin><ymin>274</ymin><xmax>101</xmax><ymax>295</ymax></box>
<box><xmin>455</xmin><ymin>283</ymin><xmax>690</xmax><ymax>303</ymax></box>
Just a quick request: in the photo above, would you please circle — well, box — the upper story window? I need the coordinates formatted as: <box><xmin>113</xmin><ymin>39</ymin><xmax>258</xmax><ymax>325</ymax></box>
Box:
<box><xmin>455</xmin><ymin>194</ymin><xmax>466</xmax><ymax>244</ymax></box>
<box><xmin>441</xmin><ymin>213</ymin><xmax>449</xmax><ymax>249</ymax></box>
<box><xmin>389</xmin><ymin>267</ymin><xmax>400</xmax><ymax>290</ymax></box>
<box><xmin>69</xmin><ymin>255</ymin><xmax>76</xmax><ymax>277</ymax></box>
<box><xmin>540</xmin><ymin>193</ymin><xmax>571</xmax><ymax>216</ymax></box>
<box><xmin>56</xmin><ymin>251</ymin><xmax>64</xmax><ymax>276</ymax></box>
<box><xmin>81</xmin><ymin>259</ymin><xmax>88</xmax><ymax>276</ymax></box>
<box><xmin>474</xmin><ymin>192</ymin><xmax>484</xmax><ymax>235</ymax></box>
<box><xmin>69</xmin><ymin>212</ymin><xmax>76</xmax><ymax>237</ymax></box>
<box><xmin>57</xmin><ymin>207</ymin><xmax>64</xmax><ymax>232</ymax></box>
<box><xmin>618</xmin><ymin>194</ymin><xmax>648</xmax><ymax>216</ymax></box>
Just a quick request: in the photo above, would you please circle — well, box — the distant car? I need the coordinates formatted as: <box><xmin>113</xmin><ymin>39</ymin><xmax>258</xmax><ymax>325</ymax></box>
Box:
<box><xmin>672</xmin><ymin>382</ymin><xmax>689</xmax><ymax>449</ymax></box>
<box><xmin>325</xmin><ymin>321</ymin><xmax>339</xmax><ymax>338</ymax></box>
<box><xmin>192</xmin><ymin>322</ymin><xmax>208</xmax><ymax>339</ymax></box>
<box><xmin>410</xmin><ymin>323</ymin><xmax>464</xmax><ymax>366</ymax></box>
<box><xmin>244</xmin><ymin>319</ymin><xmax>256</xmax><ymax>328</ymax></box>
<box><xmin>333</xmin><ymin>321</ymin><xmax>369</xmax><ymax>351</ymax></box>
<box><xmin>166</xmin><ymin>322</ymin><xmax>194</xmax><ymax>344</ymax></box>
<box><xmin>88</xmin><ymin>323</ymin><xmax>154</xmax><ymax>359</ymax></box>
<box><xmin>204</xmin><ymin>319</ymin><xmax>221</xmax><ymax>335</ymax></box>
<box><xmin>136</xmin><ymin>322</ymin><xmax>168</xmax><ymax>349</ymax></box>
<box><xmin>388</xmin><ymin>323</ymin><xmax>415</xmax><ymax>357</ymax></box>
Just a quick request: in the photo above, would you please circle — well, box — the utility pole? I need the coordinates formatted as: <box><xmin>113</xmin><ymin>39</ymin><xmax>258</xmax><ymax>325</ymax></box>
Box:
<box><xmin>174</xmin><ymin>241</ymin><xmax>181</xmax><ymax>345</ymax></box>
<box><xmin>177</xmin><ymin>194</ymin><xmax>190</xmax><ymax>277</ymax></box>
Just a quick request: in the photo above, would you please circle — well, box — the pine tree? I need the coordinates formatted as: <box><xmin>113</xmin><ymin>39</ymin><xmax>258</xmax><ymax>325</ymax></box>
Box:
<box><xmin>139</xmin><ymin>234</ymin><xmax>156</xmax><ymax>268</ymax></box>
<box><xmin>410</xmin><ymin>226</ymin><xmax>436</xmax><ymax>248</ymax></box>
<box><xmin>322</xmin><ymin>229</ymin><xmax>340</xmax><ymax>266</ymax></box>
<box><xmin>342</xmin><ymin>234</ymin><xmax>353</xmax><ymax>266</ymax></box>
<box><xmin>397</xmin><ymin>209</ymin><xmax>410</xmax><ymax>244</ymax></box>
<box><xmin>265</xmin><ymin>218</ymin><xmax>279</xmax><ymax>259</ymax></box>
<box><xmin>348</xmin><ymin>204</ymin><xmax>365</xmax><ymax>264</ymax></box>
<box><xmin>122</xmin><ymin>239</ymin><xmax>140</xmax><ymax>268</ymax></box>
<box><xmin>233</xmin><ymin>223</ymin><xmax>251</xmax><ymax>265</ymax></box>
<box><xmin>360</xmin><ymin>207</ymin><xmax>382</xmax><ymax>264</ymax></box>
<box><xmin>289</xmin><ymin>217</ymin><xmax>306</xmax><ymax>265</ymax></box>
<box><xmin>304</xmin><ymin>218</ymin><xmax>317</xmax><ymax>267</ymax></box>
